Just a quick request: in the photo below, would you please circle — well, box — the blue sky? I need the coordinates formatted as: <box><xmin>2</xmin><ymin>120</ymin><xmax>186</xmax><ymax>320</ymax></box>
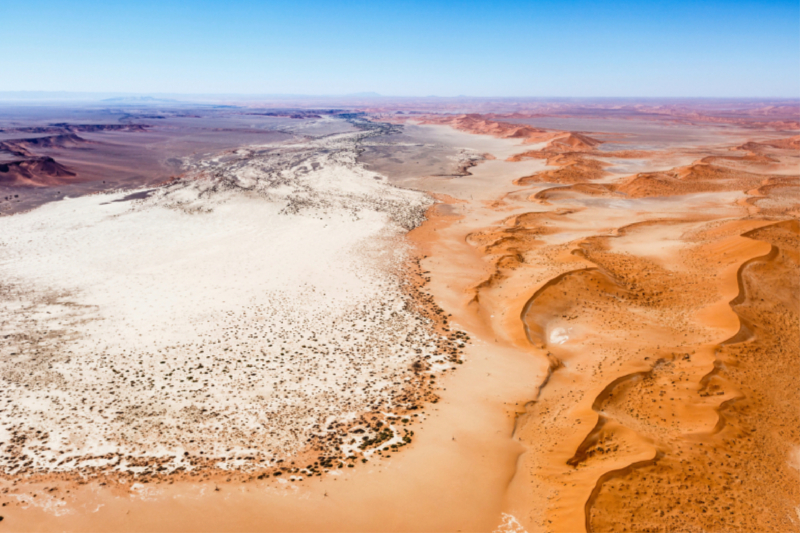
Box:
<box><xmin>1</xmin><ymin>0</ymin><xmax>797</xmax><ymax>97</ymax></box>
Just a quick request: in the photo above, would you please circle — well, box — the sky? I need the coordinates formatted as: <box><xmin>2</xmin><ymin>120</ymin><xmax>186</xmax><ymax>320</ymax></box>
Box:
<box><xmin>1</xmin><ymin>0</ymin><xmax>798</xmax><ymax>97</ymax></box>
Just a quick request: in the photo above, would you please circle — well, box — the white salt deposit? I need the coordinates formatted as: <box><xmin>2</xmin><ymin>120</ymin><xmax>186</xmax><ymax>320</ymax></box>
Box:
<box><xmin>0</xmin><ymin>126</ymin><xmax>452</xmax><ymax>476</ymax></box>
<box><xmin>548</xmin><ymin>327</ymin><xmax>571</xmax><ymax>345</ymax></box>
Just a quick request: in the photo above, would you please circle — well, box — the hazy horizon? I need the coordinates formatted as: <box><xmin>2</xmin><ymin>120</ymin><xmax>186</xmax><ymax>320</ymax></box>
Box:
<box><xmin>1</xmin><ymin>92</ymin><xmax>798</xmax><ymax>104</ymax></box>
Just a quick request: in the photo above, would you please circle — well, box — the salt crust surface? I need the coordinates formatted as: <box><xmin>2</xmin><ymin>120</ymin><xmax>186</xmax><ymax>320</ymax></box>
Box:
<box><xmin>0</xmin><ymin>126</ymin><xmax>444</xmax><ymax>475</ymax></box>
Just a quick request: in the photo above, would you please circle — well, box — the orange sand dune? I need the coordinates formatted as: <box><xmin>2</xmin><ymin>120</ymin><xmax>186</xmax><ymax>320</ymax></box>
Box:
<box><xmin>745</xmin><ymin>134</ymin><xmax>800</xmax><ymax>150</ymax></box>
<box><xmin>418</xmin><ymin>113</ymin><xmax>558</xmax><ymax>144</ymax></box>
<box><xmin>516</xmin><ymin>156</ymin><xmax>608</xmax><ymax>185</ymax></box>
<box><xmin>410</xmin><ymin>117</ymin><xmax>799</xmax><ymax>532</ymax></box>
<box><xmin>588</xmin><ymin>220</ymin><xmax>799</xmax><ymax>532</ymax></box>
<box><xmin>613</xmin><ymin>162</ymin><xmax>788</xmax><ymax>198</ymax></box>
<box><xmin>546</xmin><ymin>132</ymin><xmax>602</xmax><ymax>152</ymax></box>
<box><xmin>533</xmin><ymin>183</ymin><xmax>618</xmax><ymax>201</ymax></box>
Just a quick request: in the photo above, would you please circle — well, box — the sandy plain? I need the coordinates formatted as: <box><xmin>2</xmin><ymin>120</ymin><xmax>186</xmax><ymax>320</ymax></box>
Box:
<box><xmin>0</xmin><ymin>101</ymin><xmax>798</xmax><ymax>532</ymax></box>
